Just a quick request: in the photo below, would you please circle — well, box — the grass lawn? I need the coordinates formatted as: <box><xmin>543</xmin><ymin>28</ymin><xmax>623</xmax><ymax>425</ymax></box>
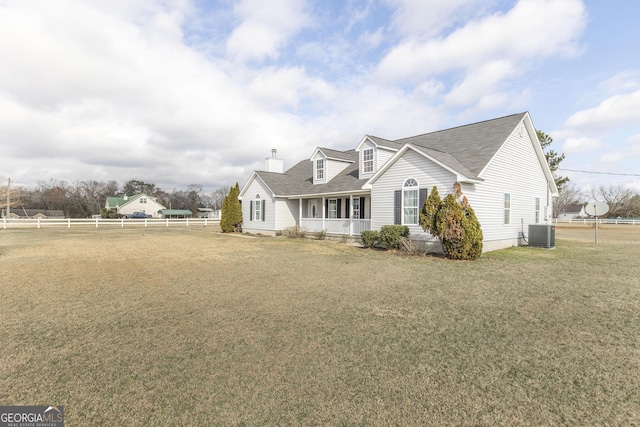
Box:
<box><xmin>0</xmin><ymin>225</ymin><xmax>638</xmax><ymax>425</ymax></box>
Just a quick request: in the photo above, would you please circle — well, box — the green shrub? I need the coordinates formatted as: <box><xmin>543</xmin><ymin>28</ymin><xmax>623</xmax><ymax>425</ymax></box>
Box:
<box><xmin>100</xmin><ymin>208</ymin><xmax>120</xmax><ymax>219</ymax></box>
<box><xmin>379</xmin><ymin>225</ymin><xmax>410</xmax><ymax>250</ymax></box>
<box><xmin>360</xmin><ymin>230</ymin><xmax>380</xmax><ymax>248</ymax></box>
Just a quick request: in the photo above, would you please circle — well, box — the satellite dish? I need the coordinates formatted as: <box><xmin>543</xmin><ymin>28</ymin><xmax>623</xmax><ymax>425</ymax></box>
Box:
<box><xmin>585</xmin><ymin>201</ymin><xmax>609</xmax><ymax>217</ymax></box>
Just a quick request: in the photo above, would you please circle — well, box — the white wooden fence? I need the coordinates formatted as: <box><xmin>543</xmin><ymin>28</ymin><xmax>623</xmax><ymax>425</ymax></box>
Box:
<box><xmin>554</xmin><ymin>218</ymin><xmax>640</xmax><ymax>225</ymax></box>
<box><xmin>2</xmin><ymin>217</ymin><xmax>220</xmax><ymax>230</ymax></box>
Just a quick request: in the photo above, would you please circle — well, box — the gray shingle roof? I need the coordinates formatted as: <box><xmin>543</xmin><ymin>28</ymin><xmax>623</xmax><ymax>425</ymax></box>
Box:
<box><xmin>256</xmin><ymin>150</ymin><xmax>367</xmax><ymax>196</ymax></box>
<box><xmin>394</xmin><ymin>112</ymin><xmax>527</xmax><ymax>176</ymax></box>
<box><xmin>253</xmin><ymin>112</ymin><xmax>527</xmax><ymax>197</ymax></box>
<box><xmin>317</xmin><ymin>147</ymin><xmax>355</xmax><ymax>162</ymax></box>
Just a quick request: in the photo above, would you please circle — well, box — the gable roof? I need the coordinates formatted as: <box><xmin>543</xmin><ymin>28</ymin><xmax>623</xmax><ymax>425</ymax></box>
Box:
<box><xmin>242</xmin><ymin>112</ymin><xmax>555</xmax><ymax>198</ymax></box>
<box><xmin>312</xmin><ymin>147</ymin><xmax>355</xmax><ymax>162</ymax></box>
<box><xmin>356</xmin><ymin>135</ymin><xmax>402</xmax><ymax>151</ymax></box>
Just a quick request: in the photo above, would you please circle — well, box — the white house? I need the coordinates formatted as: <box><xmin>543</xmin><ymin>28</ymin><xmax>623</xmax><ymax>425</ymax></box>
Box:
<box><xmin>239</xmin><ymin>112</ymin><xmax>558</xmax><ymax>252</ymax></box>
<box><xmin>104</xmin><ymin>194</ymin><xmax>166</xmax><ymax>218</ymax></box>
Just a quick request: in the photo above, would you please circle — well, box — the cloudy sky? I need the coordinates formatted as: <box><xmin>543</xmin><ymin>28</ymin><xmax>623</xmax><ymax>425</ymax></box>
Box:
<box><xmin>1</xmin><ymin>0</ymin><xmax>639</xmax><ymax>193</ymax></box>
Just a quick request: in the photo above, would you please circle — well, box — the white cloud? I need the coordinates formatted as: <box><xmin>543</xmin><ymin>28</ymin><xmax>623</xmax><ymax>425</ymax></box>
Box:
<box><xmin>378</xmin><ymin>0</ymin><xmax>586</xmax><ymax>81</ymax></box>
<box><xmin>564</xmin><ymin>89</ymin><xmax>640</xmax><ymax>132</ymax></box>
<box><xmin>248</xmin><ymin>67</ymin><xmax>336</xmax><ymax>109</ymax></box>
<box><xmin>384</xmin><ymin>0</ymin><xmax>487</xmax><ymax>39</ymax></box>
<box><xmin>226</xmin><ymin>0</ymin><xmax>308</xmax><ymax>62</ymax></box>
<box><xmin>376</xmin><ymin>0</ymin><xmax>586</xmax><ymax>112</ymax></box>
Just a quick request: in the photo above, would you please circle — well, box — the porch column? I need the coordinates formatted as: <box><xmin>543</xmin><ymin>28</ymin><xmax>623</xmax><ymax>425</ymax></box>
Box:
<box><xmin>349</xmin><ymin>194</ymin><xmax>354</xmax><ymax>236</ymax></box>
<box><xmin>299</xmin><ymin>198</ymin><xmax>302</xmax><ymax>227</ymax></box>
<box><xmin>322</xmin><ymin>196</ymin><xmax>326</xmax><ymax>231</ymax></box>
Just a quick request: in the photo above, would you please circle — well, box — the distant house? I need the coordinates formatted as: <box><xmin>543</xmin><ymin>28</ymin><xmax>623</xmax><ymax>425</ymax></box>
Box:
<box><xmin>239</xmin><ymin>112</ymin><xmax>558</xmax><ymax>253</ymax></box>
<box><xmin>1</xmin><ymin>208</ymin><xmax>65</xmax><ymax>219</ymax></box>
<box><xmin>557</xmin><ymin>204</ymin><xmax>585</xmax><ymax>220</ymax></box>
<box><xmin>104</xmin><ymin>194</ymin><xmax>166</xmax><ymax>218</ymax></box>
<box><xmin>160</xmin><ymin>209</ymin><xmax>192</xmax><ymax>219</ymax></box>
<box><xmin>197</xmin><ymin>208</ymin><xmax>221</xmax><ymax>219</ymax></box>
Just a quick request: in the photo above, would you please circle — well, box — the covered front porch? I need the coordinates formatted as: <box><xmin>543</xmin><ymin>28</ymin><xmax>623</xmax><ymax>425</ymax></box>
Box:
<box><xmin>294</xmin><ymin>193</ymin><xmax>371</xmax><ymax>236</ymax></box>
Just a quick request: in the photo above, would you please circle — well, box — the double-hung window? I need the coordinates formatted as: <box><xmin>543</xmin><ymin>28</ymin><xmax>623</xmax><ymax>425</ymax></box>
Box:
<box><xmin>328</xmin><ymin>199</ymin><xmax>338</xmax><ymax>219</ymax></box>
<box><xmin>363</xmin><ymin>149</ymin><xmax>374</xmax><ymax>173</ymax></box>
<box><xmin>403</xmin><ymin>179</ymin><xmax>419</xmax><ymax>225</ymax></box>
<box><xmin>353</xmin><ymin>197</ymin><xmax>361</xmax><ymax>219</ymax></box>
<box><xmin>535</xmin><ymin>197</ymin><xmax>540</xmax><ymax>223</ymax></box>
<box><xmin>316</xmin><ymin>159</ymin><xmax>324</xmax><ymax>180</ymax></box>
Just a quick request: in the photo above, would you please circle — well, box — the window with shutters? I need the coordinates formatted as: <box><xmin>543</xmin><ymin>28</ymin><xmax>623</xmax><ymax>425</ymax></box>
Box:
<box><xmin>403</xmin><ymin>178</ymin><xmax>419</xmax><ymax>225</ymax></box>
<box><xmin>353</xmin><ymin>197</ymin><xmax>360</xmax><ymax>219</ymax></box>
<box><xmin>254</xmin><ymin>194</ymin><xmax>261</xmax><ymax>221</ymax></box>
<box><xmin>328</xmin><ymin>198</ymin><xmax>337</xmax><ymax>219</ymax></box>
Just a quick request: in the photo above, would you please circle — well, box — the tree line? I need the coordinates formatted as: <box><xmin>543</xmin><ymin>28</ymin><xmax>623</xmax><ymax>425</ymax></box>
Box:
<box><xmin>1</xmin><ymin>178</ymin><xmax>229</xmax><ymax>218</ymax></box>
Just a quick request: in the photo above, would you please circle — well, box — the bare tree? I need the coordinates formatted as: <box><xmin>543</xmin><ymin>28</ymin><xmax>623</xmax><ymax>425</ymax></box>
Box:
<box><xmin>554</xmin><ymin>182</ymin><xmax>584</xmax><ymax>218</ymax></box>
<box><xmin>586</xmin><ymin>184</ymin><xmax>638</xmax><ymax>217</ymax></box>
<box><xmin>210</xmin><ymin>188</ymin><xmax>227</xmax><ymax>210</ymax></box>
<box><xmin>0</xmin><ymin>178</ymin><xmax>23</xmax><ymax>215</ymax></box>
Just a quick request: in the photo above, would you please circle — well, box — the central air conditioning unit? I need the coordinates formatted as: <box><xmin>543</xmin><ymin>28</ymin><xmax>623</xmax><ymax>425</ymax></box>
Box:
<box><xmin>528</xmin><ymin>224</ymin><xmax>555</xmax><ymax>248</ymax></box>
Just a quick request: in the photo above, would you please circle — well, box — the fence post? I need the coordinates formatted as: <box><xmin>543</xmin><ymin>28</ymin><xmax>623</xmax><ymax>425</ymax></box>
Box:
<box><xmin>166</xmin><ymin>218</ymin><xmax>169</xmax><ymax>227</ymax></box>
<box><xmin>38</xmin><ymin>217</ymin><xmax>41</xmax><ymax>229</ymax></box>
<box><xmin>145</xmin><ymin>218</ymin><xmax>148</xmax><ymax>228</ymax></box>
<box><xmin>204</xmin><ymin>218</ymin><xmax>207</xmax><ymax>227</ymax></box>
<box><xmin>3</xmin><ymin>216</ymin><xmax>6</xmax><ymax>229</ymax></box>
<box><xmin>121</xmin><ymin>218</ymin><xmax>124</xmax><ymax>228</ymax></box>
<box><xmin>186</xmin><ymin>218</ymin><xmax>189</xmax><ymax>227</ymax></box>
<box><xmin>68</xmin><ymin>218</ymin><xmax>71</xmax><ymax>229</ymax></box>
<box><xmin>96</xmin><ymin>217</ymin><xmax>99</xmax><ymax>228</ymax></box>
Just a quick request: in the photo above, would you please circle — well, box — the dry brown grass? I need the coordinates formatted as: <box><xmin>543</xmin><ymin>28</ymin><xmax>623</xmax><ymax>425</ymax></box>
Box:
<box><xmin>0</xmin><ymin>225</ymin><xmax>639</xmax><ymax>425</ymax></box>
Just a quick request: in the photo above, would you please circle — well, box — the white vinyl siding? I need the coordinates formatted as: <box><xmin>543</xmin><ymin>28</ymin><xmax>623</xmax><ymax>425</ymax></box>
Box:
<box><xmin>312</xmin><ymin>152</ymin><xmax>351</xmax><ymax>184</ymax></box>
<box><xmin>467</xmin><ymin>121</ymin><xmax>552</xmax><ymax>250</ymax></box>
<box><xmin>370</xmin><ymin>149</ymin><xmax>455</xmax><ymax>235</ymax></box>
<box><xmin>359</xmin><ymin>141</ymin><xmax>396</xmax><ymax>179</ymax></box>
<box><xmin>241</xmin><ymin>177</ymin><xmax>298</xmax><ymax>235</ymax></box>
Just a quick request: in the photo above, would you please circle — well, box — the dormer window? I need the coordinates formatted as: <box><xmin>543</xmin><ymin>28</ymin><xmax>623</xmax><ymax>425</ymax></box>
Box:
<box><xmin>316</xmin><ymin>159</ymin><xmax>324</xmax><ymax>180</ymax></box>
<box><xmin>363</xmin><ymin>148</ymin><xmax>374</xmax><ymax>173</ymax></box>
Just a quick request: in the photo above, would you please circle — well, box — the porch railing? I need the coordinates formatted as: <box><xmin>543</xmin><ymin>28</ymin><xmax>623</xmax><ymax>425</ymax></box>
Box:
<box><xmin>300</xmin><ymin>218</ymin><xmax>370</xmax><ymax>236</ymax></box>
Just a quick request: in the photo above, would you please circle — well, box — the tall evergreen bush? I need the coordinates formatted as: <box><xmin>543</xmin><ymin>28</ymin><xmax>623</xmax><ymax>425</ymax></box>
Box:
<box><xmin>419</xmin><ymin>184</ymin><xmax>483</xmax><ymax>260</ymax></box>
<box><xmin>220</xmin><ymin>182</ymin><xmax>242</xmax><ymax>232</ymax></box>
